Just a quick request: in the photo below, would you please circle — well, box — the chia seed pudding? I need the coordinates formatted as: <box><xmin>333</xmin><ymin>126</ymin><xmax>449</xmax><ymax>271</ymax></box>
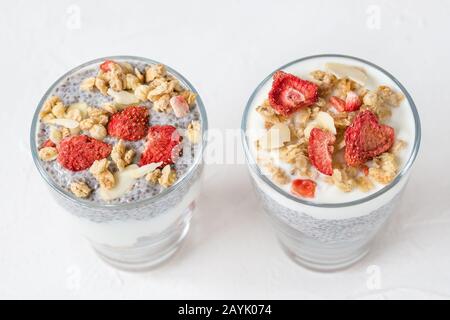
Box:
<box><xmin>31</xmin><ymin>56</ymin><xmax>207</xmax><ymax>270</ymax></box>
<box><xmin>242</xmin><ymin>55</ymin><xmax>420</xmax><ymax>270</ymax></box>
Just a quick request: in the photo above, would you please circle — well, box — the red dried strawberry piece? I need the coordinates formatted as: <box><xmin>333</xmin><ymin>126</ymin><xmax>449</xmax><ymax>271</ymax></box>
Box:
<box><xmin>139</xmin><ymin>125</ymin><xmax>181</xmax><ymax>167</ymax></box>
<box><xmin>344</xmin><ymin>110</ymin><xmax>395</xmax><ymax>166</ymax></box>
<box><xmin>57</xmin><ymin>135</ymin><xmax>112</xmax><ymax>171</ymax></box>
<box><xmin>291</xmin><ymin>179</ymin><xmax>316</xmax><ymax>198</ymax></box>
<box><xmin>107</xmin><ymin>106</ymin><xmax>149</xmax><ymax>141</ymax></box>
<box><xmin>330</xmin><ymin>96</ymin><xmax>346</xmax><ymax>112</ymax></box>
<box><xmin>100</xmin><ymin>60</ymin><xmax>115</xmax><ymax>72</ymax></box>
<box><xmin>329</xmin><ymin>92</ymin><xmax>362</xmax><ymax>112</ymax></box>
<box><xmin>308</xmin><ymin>128</ymin><xmax>336</xmax><ymax>176</ymax></box>
<box><xmin>268</xmin><ymin>71</ymin><xmax>318</xmax><ymax>116</ymax></box>
<box><xmin>360</xmin><ymin>164</ymin><xmax>369</xmax><ymax>176</ymax></box>
<box><xmin>345</xmin><ymin>91</ymin><xmax>362</xmax><ymax>112</ymax></box>
<box><xmin>40</xmin><ymin>139</ymin><xmax>56</xmax><ymax>149</ymax></box>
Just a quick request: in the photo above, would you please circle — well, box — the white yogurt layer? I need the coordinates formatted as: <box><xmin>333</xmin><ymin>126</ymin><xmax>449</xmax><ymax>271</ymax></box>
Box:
<box><xmin>70</xmin><ymin>178</ymin><xmax>201</xmax><ymax>247</ymax></box>
<box><xmin>246</xmin><ymin>56</ymin><xmax>416</xmax><ymax>204</ymax></box>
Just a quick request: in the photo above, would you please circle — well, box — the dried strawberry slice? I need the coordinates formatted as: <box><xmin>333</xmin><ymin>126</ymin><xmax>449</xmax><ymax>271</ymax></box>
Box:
<box><xmin>139</xmin><ymin>125</ymin><xmax>181</xmax><ymax>167</ymax></box>
<box><xmin>308</xmin><ymin>128</ymin><xmax>336</xmax><ymax>176</ymax></box>
<box><xmin>330</xmin><ymin>96</ymin><xmax>346</xmax><ymax>112</ymax></box>
<box><xmin>360</xmin><ymin>164</ymin><xmax>369</xmax><ymax>176</ymax></box>
<box><xmin>100</xmin><ymin>60</ymin><xmax>115</xmax><ymax>72</ymax></box>
<box><xmin>329</xmin><ymin>92</ymin><xmax>362</xmax><ymax>112</ymax></box>
<box><xmin>57</xmin><ymin>135</ymin><xmax>112</xmax><ymax>171</ymax></box>
<box><xmin>268</xmin><ymin>71</ymin><xmax>318</xmax><ymax>116</ymax></box>
<box><xmin>107</xmin><ymin>106</ymin><xmax>149</xmax><ymax>141</ymax></box>
<box><xmin>40</xmin><ymin>139</ymin><xmax>56</xmax><ymax>149</ymax></box>
<box><xmin>344</xmin><ymin>110</ymin><xmax>395</xmax><ymax>166</ymax></box>
<box><xmin>291</xmin><ymin>179</ymin><xmax>316</xmax><ymax>198</ymax></box>
<box><xmin>345</xmin><ymin>91</ymin><xmax>362</xmax><ymax>112</ymax></box>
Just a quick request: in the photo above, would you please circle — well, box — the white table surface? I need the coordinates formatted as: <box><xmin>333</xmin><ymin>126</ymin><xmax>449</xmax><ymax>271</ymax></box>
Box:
<box><xmin>1</xmin><ymin>0</ymin><xmax>449</xmax><ymax>300</ymax></box>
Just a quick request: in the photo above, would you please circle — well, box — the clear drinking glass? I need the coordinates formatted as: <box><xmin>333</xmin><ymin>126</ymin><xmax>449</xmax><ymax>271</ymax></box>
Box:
<box><xmin>241</xmin><ymin>54</ymin><xmax>421</xmax><ymax>271</ymax></box>
<box><xmin>30</xmin><ymin>56</ymin><xmax>208</xmax><ymax>271</ymax></box>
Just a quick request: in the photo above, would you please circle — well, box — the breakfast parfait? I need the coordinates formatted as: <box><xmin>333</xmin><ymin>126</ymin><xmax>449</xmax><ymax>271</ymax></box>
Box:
<box><xmin>243</xmin><ymin>55</ymin><xmax>420</xmax><ymax>270</ymax></box>
<box><xmin>31</xmin><ymin>57</ymin><xmax>206</xmax><ymax>270</ymax></box>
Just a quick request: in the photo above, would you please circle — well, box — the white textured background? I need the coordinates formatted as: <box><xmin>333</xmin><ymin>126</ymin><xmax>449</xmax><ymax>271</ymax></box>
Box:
<box><xmin>1</xmin><ymin>0</ymin><xmax>449</xmax><ymax>299</ymax></box>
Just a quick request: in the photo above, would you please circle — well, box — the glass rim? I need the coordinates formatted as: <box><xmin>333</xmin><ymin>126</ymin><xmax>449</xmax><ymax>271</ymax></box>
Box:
<box><xmin>241</xmin><ymin>54</ymin><xmax>421</xmax><ymax>208</ymax></box>
<box><xmin>30</xmin><ymin>55</ymin><xmax>208</xmax><ymax>209</ymax></box>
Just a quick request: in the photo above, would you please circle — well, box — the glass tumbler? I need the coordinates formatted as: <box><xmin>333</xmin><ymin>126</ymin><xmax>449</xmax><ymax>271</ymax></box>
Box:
<box><xmin>31</xmin><ymin>56</ymin><xmax>208</xmax><ymax>272</ymax></box>
<box><xmin>241</xmin><ymin>54</ymin><xmax>421</xmax><ymax>271</ymax></box>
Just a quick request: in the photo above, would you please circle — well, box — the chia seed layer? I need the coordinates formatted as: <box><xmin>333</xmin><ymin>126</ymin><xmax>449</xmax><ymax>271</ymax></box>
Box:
<box><xmin>253</xmin><ymin>177</ymin><xmax>401</xmax><ymax>244</ymax></box>
<box><xmin>35</xmin><ymin>59</ymin><xmax>202</xmax><ymax>205</ymax></box>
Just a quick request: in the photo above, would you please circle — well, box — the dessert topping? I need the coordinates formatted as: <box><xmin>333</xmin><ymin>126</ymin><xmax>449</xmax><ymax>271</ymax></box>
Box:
<box><xmin>45</xmin><ymin>118</ymin><xmax>80</xmax><ymax>129</ymax></box>
<box><xmin>145</xmin><ymin>168</ymin><xmax>162</xmax><ymax>184</ymax></box>
<box><xmin>107</xmin><ymin>106</ymin><xmax>149</xmax><ymax>141</ymax></box>
<box><xmin>325</xmin><ymin>62</ymin><xmax>368</xmax><ymax>85</ymax></box>
<box><xmin>125</xmin><ymin>162</ymin><xmax>163</xmax><ymax>179</ymax></box>
<box><xmin>89</xmin><ymin>124</ymin><xmax>107</xmax><ymax>140</ymax></box>
<box><xmin>107</xmin><ymin>88</ymin><xmax>140</xmax><ymax>105</ymax></box>
<box><xmin>158</xmin><ymin>165</ymin><xmax>177</xmax><ymax>188</ymax></box>
<box><xmin>255</xmin><ymin>64</ymin><xmax>408</xmax><ymax>197</ymax></box>
<box><xmin>57</xmin><ymin>135</ymin><xmax>112</xmax><ymax>171</ymax></box>
<box><xmin>329</xmin><ymin>96</ymin><xmax>346</xmax><ymax>112</ymax></box>
<box><xmin>38</xmin><ymin>147</ymin><xmax>58</xmax><ymax>161</ymax></box>
<box><xmin>369</xmin><ymin>152</ymin><xmax>398</xmax><ymax>184</ymax></box>
<box><xmin>100</xmin><ymin>60</ymin><xmax>115</xmax><ymax>72</ymax></box>
<box><xmin>49</xmin><ymin>126</ymin><xmax>64</xmax><ymax>144</ymax></box>
<box><xmin>170</xmin><ymin>95</ymin><xmax>190</xmax><ymax>118</ymax></box>
<box><xmin>259</xmin><ymin>122</ymin><xmax>291</xmax><ymax>150</ymax></box>
<box><xmin>70</xmin><ymin>181</ymin><xmax>92</xmax><ymax>198</ymax></box>
<box><xmin>89</xmin><ymin>158</ymin><xmax>115</xmax><ymax>190</ymax></box>
<box><xmin>40</xmin><ymin>139</ymin><xmax>56</xmax><ymax>149</ymax></box>
<box><xmin>186</xmin><ymin>120</ymin><xmax>201</xmax><ymax>144</ymax></box>
<box><xmin>139</xmin><ymin>125</ymin><xmax>181</xmax><ymax>167</ymax></box>
<box><xmin>344</xmin><ymin>110</ymin><xmax>394</xmax><ymax>166</ymax></box>
<box><xmin>291</xmin><ymin>179</ymin><xmax>316</xmax><ymax>198</ymax></box>
<box><xmin>39</xmin><ymin>96</ymin><xmax>65</xmax><ymax>120</ymax></box>
<box><xmin>304</xmin><ymin>111</ymin><xmax>336</xmax><ymax>139</ymax></box>
<box><xmin>308</xmin><ymin>128</ymin><xmax>336</xmax><ymax>176</ymax></box>
<box><xmin>330</xmin><ymin>91</ymin><xmax>362</xmax><ymax>112</ymax></box>
<box><xmin>98</xmin><ymin>164</ymin><xmax>138</xmax><ymax>201</ymax></box>
<box><xmin>268</xmin><ymin>71</ymin><xmax>318</xmax><ymax>116</ymax></box>
<box><xmin>111</xmin><ymin>140</ymin><xmax>135</xmax><ymax>171</ymax></box>
<box><xmin>345</xmin><ymin>91</ymin><xmax>362</xmax><ymax>112</ymax></box>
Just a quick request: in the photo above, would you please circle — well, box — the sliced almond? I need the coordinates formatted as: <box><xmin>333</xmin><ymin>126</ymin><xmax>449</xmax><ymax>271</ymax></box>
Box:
<box><xmin>67</xmin><ymin>102</ymin><xmax>89</xmax><ymax>119</ymax></box>
<box><xmin>259</xmin><ymin>122</ymin><xmax>291</xmax><ymax>150</ymax></box>
<box><xmin>99</xmin><ymin>165</ymin><xmax>138</xmax><ymax>201</ymax></box>
<box><xmin>304</xmin><ymin>111</ymin><xmax>336</xmax><ymax>139</ymax></box>
<box><xmin>125</xmin><ymin>162</ymin><xmax>163</xmax><ymax>179</ymax></box>
<box><xmin>107</xmin><ymin>88</ymin><xmax>140</xmax><ymax>105</ymax></box>
<box><xmin>292</xmin><ymin>108</ymin><xmax>311</xmax><ymax>128</ymax></box>
<box><xmin>315</xmin><ymin>111</ymin><xmax>337</xmax><ymax>134</ymax></box>
<box><xmin>337</xmin><ymin>138</ymin><xmax>346</xmax><ymax>150</ymax></box>
<box><xmin>325</xmin><ymin>62</ymin><xmax>368</xmax><ymax>86</ymax></box>
<box><xmin>49</xmin><ymin>126</ymin><xmax>63</xmax><ymax>144</ymax></box>
<box><xmin>45</xmin><ymin>118</ymin><xmax>79</xmax><ymax>129</ymax></box>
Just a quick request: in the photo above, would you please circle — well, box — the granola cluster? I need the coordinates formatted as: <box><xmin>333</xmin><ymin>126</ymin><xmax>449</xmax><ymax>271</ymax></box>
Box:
<box><xmin>70</xmin><ymin>181</ymin><xmax>92</xmax><ymax>198</ymax></box>
<box><xmin>89</xmin><ymin>158</ymin><xmax>116</xmax><ymax>190</ymax></box>
<box><xmin>111</xmin><ymin>140</ymin><xmax>135</xmax><ymax>171</ymax></box>
<box><xmin>38</xmin><ymin>60</ymin><xmax>201</xmax><ymax>201</ymax></box>
<box><xmin>255</xmin><ymin>63</ymin><xmax>407</xmax><ymax>198</ymax></box>
<box><xmin>186</xmin><ymin>120</ymin><xmax>201</xmax><ymax>144</ymax></box>
<box><xmin>81</xmin><ymin>60</ymin><xmax>196</xmax><ymax>116</ymax></box>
